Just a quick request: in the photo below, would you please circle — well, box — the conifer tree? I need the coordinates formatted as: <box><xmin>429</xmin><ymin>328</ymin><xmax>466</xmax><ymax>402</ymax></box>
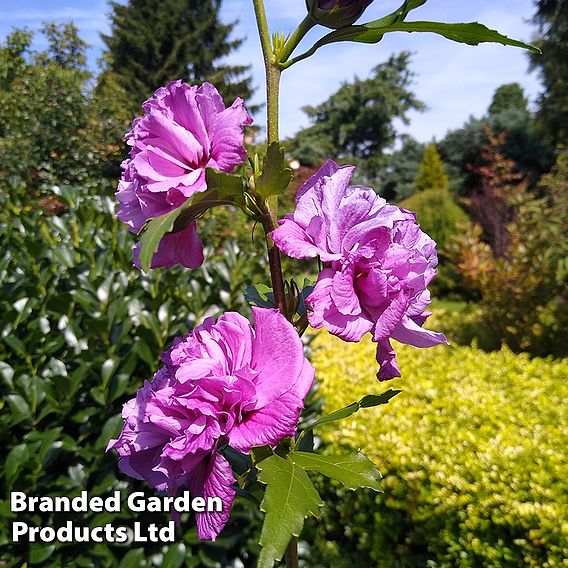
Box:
<box><xmin>101</xmin><ymin>0</ymin><xmax>254</xmax><ymax>112</ymax></box>
<box><xmin>414</xmin><ymin>143</ymin><xmax>448</xmax><ymax>192</ymax></box>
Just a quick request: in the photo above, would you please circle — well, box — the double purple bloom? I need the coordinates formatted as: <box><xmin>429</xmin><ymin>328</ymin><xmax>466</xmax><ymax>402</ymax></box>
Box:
<box><xmin>107</xmin><ymin>308</ymin><xmax>314</xmax><ymax>540</ymax></box>
<box><xmin>271</xmin><ymin>160</ymin><xmax>448</xmax><ymax>380</ymax></box>
<box><xmin>116</xmin><ymin>80</ymin><xmax>253</xmax><ymax>269</ymax></box>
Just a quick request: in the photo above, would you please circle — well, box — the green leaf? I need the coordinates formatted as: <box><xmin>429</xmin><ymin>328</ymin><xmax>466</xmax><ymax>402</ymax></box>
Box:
<box><xmin>96</xmin><ymin>414</ymin><xmax>122</xmax><ymax>450</ymax></box>
<box><xmin>29</xmin><ymin>544</ymin><xmax>56</xmax><ymax>565</ymax></box>
<box><xmin>288</xmin><ymin>18</ymin><xmax>540</xmax><ymax>67</ymax></box>
<box><xmin>373</xmin><ymin>21</ymin><xmax>541</xmax><ymax>52</ymax></box>
<box><xmin>204</xmin><ymin>168</ymin><xmax>244</xmax><ymax>200</ymax></box>
<box><xmin>306</xmin><ymin>389</ymin><xmax>401</xmax><ymax>429</ymax></box>
<box><xmin>162</xmin><ymin>543</ymin><xmax>187</xmax><ymax>568</ymax></box>
<box><xmin>5</xmin><ymin>444</ymin><xmax>30</xmax><ymax>490</ymax></box>
<box><xmin>256</xmin><ymin>143</ymin><xmax>293</xmax><ymax>199</ymax></box>
<box><xmin>289</xmin><ymin>451</ymin><xmax>382</xmax><ymax>491</ymax></box>
<box><xmin>138</xmin><ymin>168</ymin><xmax>243</xmax><ymax>271</ymax></box>
<box><xmin>256</xmin><ymin>455</ymin><xmax>322</xmax><ymax>568</ymax></box>
<box><xmin>244</xmin><ymin>283</ymin><xmax>275</xmax><ymax>308</ymax></box>
<box><xmin>138</xmin><ymin>206</ymin><xmax>187</xmax><ymax>272</ymax></box>
<box><xmin>118</xmin><ymin>549</ymin><xmax>145</xmax><ymax>568</ymax></box>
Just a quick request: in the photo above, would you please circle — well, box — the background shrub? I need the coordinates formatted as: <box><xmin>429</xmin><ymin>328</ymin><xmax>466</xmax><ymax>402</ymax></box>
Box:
<box><xmin>306</xmin><ymin>331</ymin><xmax>568</xmax><ymax>568</ymax></box>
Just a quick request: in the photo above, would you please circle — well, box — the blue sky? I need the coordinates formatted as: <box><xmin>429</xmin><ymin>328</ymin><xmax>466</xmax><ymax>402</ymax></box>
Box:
<box><xmin>0</xmin><ymin>0</ymin><xmax>542</xmax><ymax>142</ymax></box>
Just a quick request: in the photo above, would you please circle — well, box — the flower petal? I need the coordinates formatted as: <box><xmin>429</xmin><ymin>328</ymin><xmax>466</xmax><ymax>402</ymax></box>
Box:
<box><xmin>375</xmin><ymin>339</ymin><xmax>401</xmax><ymax>381</ymax></box>
<box><xmin>228</xmin><ymin>358</ymin><xmax>315</xmax><ymax>452</ymax></box>
<box><xmin>188</xmin><ymin>452</ymin><xmax>236</xmax><ymax>541</ymax></box>
<box><xmin>250</xmin><ymin>307</ymin><xmax>306</xmax><ymax>407</ymax></box>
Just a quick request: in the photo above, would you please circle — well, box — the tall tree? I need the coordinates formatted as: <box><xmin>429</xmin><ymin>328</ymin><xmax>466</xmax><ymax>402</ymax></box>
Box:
<box><xmin>102</xmin><ymin>0</ymin><xmax>254</xmax><ymax>111</ymax></box>
<box><xmin>529</xmin><ymin>0</ymin><xmax>568</xmax><ymax>146</ymax></box>
<box><xmin>287</xmin><ymin>52</ymin><xmax>425</xmax><ymax>184</ymax></box>
<box><xmin>0</xmin><ymin>24</ymin><xmax>131</xmax><ymax>191</ymax></box>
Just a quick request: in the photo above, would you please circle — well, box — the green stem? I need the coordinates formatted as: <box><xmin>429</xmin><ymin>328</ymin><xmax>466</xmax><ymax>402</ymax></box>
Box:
<box><xmin>252</xmin><ymin>0</ymin><xmax>287</xmax><ymax>316</ymax></box>
<box><xmin>278</xmin><ymin>15</ymin><xmax>315</xmax><ymax>65</ymax></box>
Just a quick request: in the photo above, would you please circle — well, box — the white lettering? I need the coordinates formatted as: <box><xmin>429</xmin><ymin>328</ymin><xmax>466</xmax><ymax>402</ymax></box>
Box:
<box><xmin>12</xmin><ymin>522</ymin><xmax>28</xmax><ymax>541</ymax></box>
<box><xmin>208</xmin><ymin>496</ymin><xmax>223</xmax><ymax>512</ymax></box>
<box><xmin>10</xmin><ymin>492</ymin><xmax>27</xmax><ymax>512</ymax></box>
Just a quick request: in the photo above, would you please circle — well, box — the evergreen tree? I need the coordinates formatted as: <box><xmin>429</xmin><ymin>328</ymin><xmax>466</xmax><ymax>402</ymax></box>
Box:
<box><xmin>102</xmin><ymin>0</ymin><xmax>254</xmax><ymax>112</ymax></box>
<box><xmin>488</xmin><ymin>83</ymin><xmax>528</xmax><ymax>116</ymax></box>
<box><xmin>287</xmin><ymin>52</ymin><xmax>424</xmax><ymax>187</ymax></box>
<box><xmin>529</xmin><ymin>0</ymin><xmax>568</xmax><ymax>146</ymax></box>
<box><xmin>414</xmin><ymin>143</ymin><xmax>448</xmax><ymax>192</ymax></box>
<box><xmin>381</xmin><ymin>135</ymin><xmax>425</xmax><ymax>201</ymax></box>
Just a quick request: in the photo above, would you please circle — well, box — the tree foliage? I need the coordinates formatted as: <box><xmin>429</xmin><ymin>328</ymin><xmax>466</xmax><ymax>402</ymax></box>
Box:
<box><xmin>287</xmin><ymin>52</ymin><xmax>425</xmax><ymax>184</ymax></box>
<box><xmin>438</xmin><ymin>83</ymin><xmax>554</xmax><ymax>196</ymax></box>
<box><xmin>529</xmin><ymin>0</ymin><xmax>568</xmax><ymax>146</ymax></box>
<box><xmin>464</xmin><ymin>128</ymin><xmax>528</xmax><ymax>257</ymax></box>
<box><xmin>102</xmin><ymin>0</ymin><xmax>255</xmax><ymax>112</ymax></box>
<box><xmin>449</xmin><ymin>149</ymin><xmax>568</xmax><ymax>357</ymax></box>
<box><xmin>488</xmin><ymin>82</ymin><xmax>528</xmax><ymax>115</ymax></box>
<box><xmin>414</xmin><ymin>142</ymin><xmax>448</xmax><ymax>192</ymax></box>
<box><xmin>0</xmin><ymin>25</ymin><xmax>131</xmax><ymax>192</ymax></box>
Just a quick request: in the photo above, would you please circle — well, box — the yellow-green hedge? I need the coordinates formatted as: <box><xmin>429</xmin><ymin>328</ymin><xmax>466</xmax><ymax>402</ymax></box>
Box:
<box><xmin>308</xmin><ymin>333</ymin><xmax>568</xmax><ymax>567</ymax></box>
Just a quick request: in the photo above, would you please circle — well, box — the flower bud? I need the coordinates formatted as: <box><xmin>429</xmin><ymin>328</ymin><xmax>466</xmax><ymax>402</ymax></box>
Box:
<box><xmin>306</xmin><ymin>0</ymin><xmax>373</xmax><ymax>29</ymax></box>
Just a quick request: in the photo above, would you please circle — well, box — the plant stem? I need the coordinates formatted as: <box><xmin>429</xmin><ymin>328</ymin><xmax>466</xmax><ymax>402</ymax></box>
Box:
<box><xmin>285</xmin><ymin>537</ymin><xmax>299</xmax><ymax>568</ymax></box>
<box><xmin>252</xmin><ymin>3</ymin><xmax>300</xmax><ymax>567</ymax></box>
<box><xmin>252</xmin><ymin>0</ymin><xmax>287</xmax><ymax>316</ymax></box>
<box><xmin>278</xmin><ymin>15</ymin><xmax>315</xmax><ymax>65</ymax></box>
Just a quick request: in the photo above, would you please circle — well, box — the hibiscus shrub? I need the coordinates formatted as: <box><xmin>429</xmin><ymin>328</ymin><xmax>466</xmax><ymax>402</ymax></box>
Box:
<box><xmin>305</xmin><ymin>332</ymin><xmax>568</xmax><ymax>568</ymax></box>
<box><xmin>0</xmin><ymin>184</ymin><xmax>266</xmax><ymax>566</ymax></box>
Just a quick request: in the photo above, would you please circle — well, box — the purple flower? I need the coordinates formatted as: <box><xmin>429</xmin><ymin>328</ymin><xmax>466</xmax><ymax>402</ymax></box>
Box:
<box><xmin>271</xmin><ymin>160</ymin><xmax>448</xmax><ymax>381</ymax></box>
<box><xmin>116</xmin><ymin>80</ymin><xmax>253</xmax><ymax>269</ymax></box>
<box><xmin>307</xmin><ymin>0</ymin><xmax>374</xmax><ymax>29</ymax></box>
<box><xmin>107</xmin><ymin>308</ymin><xmax>314</xmax><ymax>540</ymax></box>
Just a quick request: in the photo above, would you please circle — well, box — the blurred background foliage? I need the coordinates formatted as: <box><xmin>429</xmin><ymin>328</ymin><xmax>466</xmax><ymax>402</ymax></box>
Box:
<box><xmin>1</xmin><ymin>0</ymin><xmax>567</xmax><ymax>565</ymax></box>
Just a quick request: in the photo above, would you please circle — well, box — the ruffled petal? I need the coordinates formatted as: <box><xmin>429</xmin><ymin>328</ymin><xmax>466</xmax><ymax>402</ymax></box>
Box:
<box><xmin>307</xmin><ymin>270</ymin><xmax>373</xmax><ymax>342</ymax></box>
<box><xmin>375</xmin><ymin>339</ymin><xmax>401</xmax><ymax>381</ymax></box>
<box><xmin>392</xmin><ymin>315</ymin><xmax>449</xmax><ymax>348</ymax></box>
<box><xmin>270</xmin><ymin>217</ymin><xmax>324</xmax><ymax>259</ymax></box>
<box><xmin>209</xmin><ymin>97</ymin><xmax>253</xmax><ymax>172</ymax></box>
<box><xmin>228</xmin><ymin>358</ymin><xmax>315</xmax><ymax>452</ymax></box>
<box><xmin>250</xmin><ymin>307</ymin><xmax>305</xmax><ymax>407</ymax></box>
<box><xmin>188</xmin><ymin>452</ymin><xmax>236</xmax><ymax>541</ymax></box>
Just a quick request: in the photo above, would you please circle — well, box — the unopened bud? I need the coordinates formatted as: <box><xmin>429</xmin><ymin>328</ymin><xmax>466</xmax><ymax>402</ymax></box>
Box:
<box><xmin>306</xmin><ymin>0</ymin><xmax>373</xmax><ymax>29</ymax></box>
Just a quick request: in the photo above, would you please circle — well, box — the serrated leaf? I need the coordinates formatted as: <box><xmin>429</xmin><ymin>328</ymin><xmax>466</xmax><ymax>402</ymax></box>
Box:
<box><xmin>256</xmin><ymin>455</ymin><xmax>322</xmax><ymax>568</ymax></box>
<box><xmin>305</xmin><ymin>389</ymin><xmax>401</xmax><ymax>429</ymax></box>
<box><xmin>256</xmin><ymin>143</ymin><xmax>293</xmax><ymax>199</ymax></box>
<box><xmin>205</xmin><ymin>168</ymin><xmax>244</xmax><ymax>200</ymax></box>
<box><xmin>289</xmin><ymin>451</ymin><xmax>382</xmax><ymax>491</ymax></box>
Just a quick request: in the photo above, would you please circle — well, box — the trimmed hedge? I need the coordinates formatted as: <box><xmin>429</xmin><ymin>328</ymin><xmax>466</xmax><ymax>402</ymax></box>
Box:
<box><xmin>307</xmin><ymin>333</ymin><xmax>568</xmax><ymax>567</ymax></box>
